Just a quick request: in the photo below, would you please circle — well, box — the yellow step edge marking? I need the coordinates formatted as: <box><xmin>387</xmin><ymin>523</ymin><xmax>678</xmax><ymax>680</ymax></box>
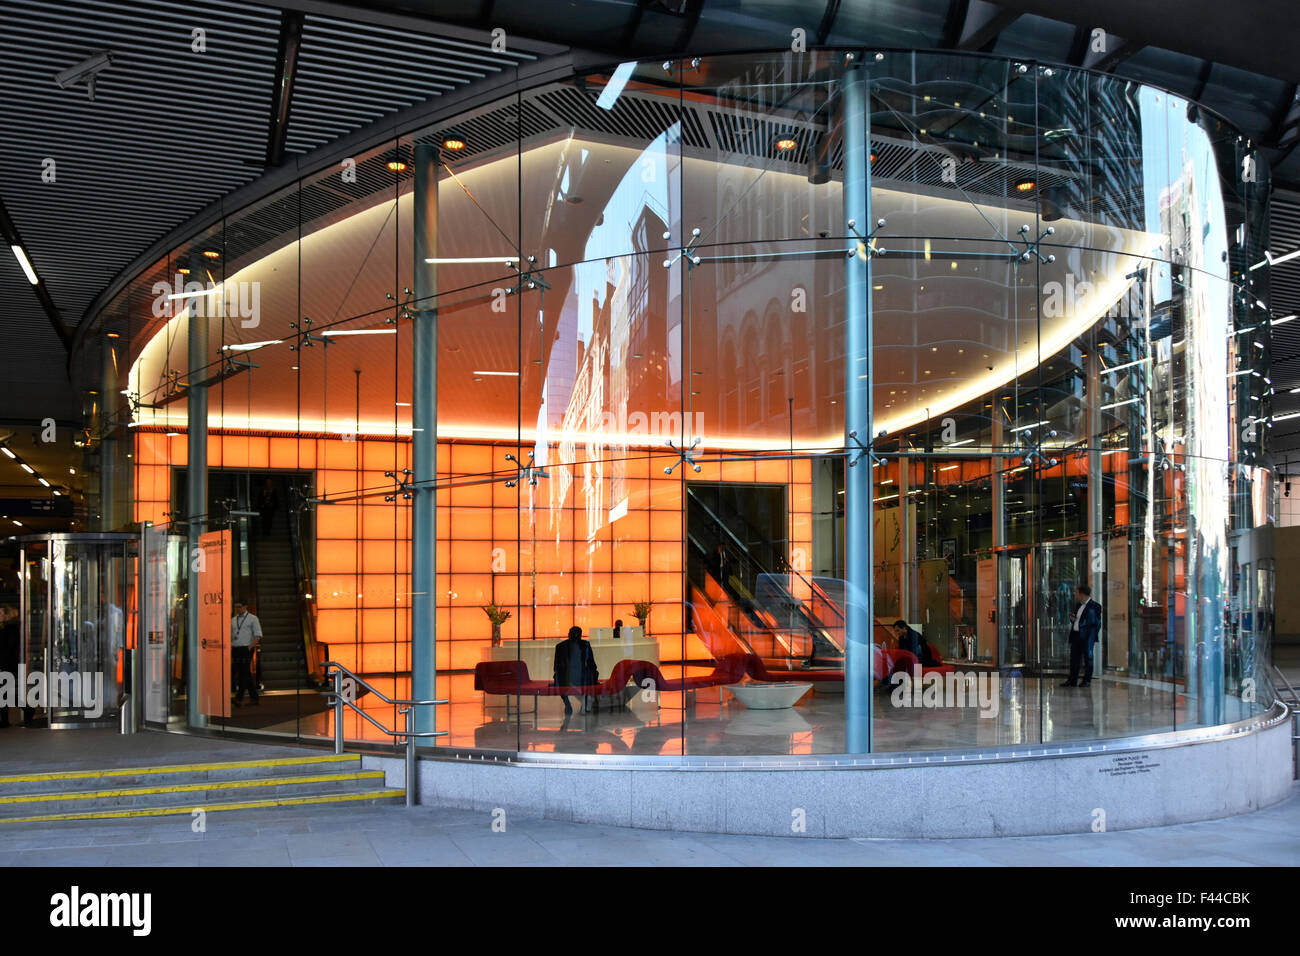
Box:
<box><xmin>0</xmin><ymin>790</ymin><xmax>405</xmax><ymax>824</ymax></box>
<box><xmin>0</xmin><ymin>771</ymin><xmax>387</xmax><ymax>805</ymax></box>
<box><xmin>0</xmin><ymin>753</ymin><xmax>356</xmax><ymax>785</ymax></box>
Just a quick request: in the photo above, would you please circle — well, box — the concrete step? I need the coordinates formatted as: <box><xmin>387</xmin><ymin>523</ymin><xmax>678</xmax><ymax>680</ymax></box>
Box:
<box><xmin>0</xmin><ymin>789</ymin><xmax>404</xmax><ymax>824</ymax></box>
<box><xmin>0</xmin><ymin>771</ymin><xmax>389</xmax><ymax>816</ymax></box>
<box><xmin>0</xmin><ymin>752</ymin><xmax>403</xmax><ymax>824</ymax></box>
<box><xmin>0</xmin><ymin>753</ymin><xmax>361</xmax><ymax>795</ymax></box>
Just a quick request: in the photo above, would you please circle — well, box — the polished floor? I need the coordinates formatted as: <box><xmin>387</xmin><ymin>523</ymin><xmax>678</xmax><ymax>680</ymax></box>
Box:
<box><xmin>2</xmin><ymin>782</ymin><xmax>1296</xmax><ymax>867</ymax></box>
<box><xmin>202</xmin><ymin>670</ymin><xmax>1260</xmax><ymax>757</ymax></box>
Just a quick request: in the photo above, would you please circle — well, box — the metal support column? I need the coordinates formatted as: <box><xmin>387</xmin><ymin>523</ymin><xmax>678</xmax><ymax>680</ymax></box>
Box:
<box><xmin>411</xmin><ymin>144</ymin><xmax>438</xmax><ymax>736</ymax></box>
<box><xmin>842</xmin><ymin>63</ymin><xmax>874</xmax><ymax>753</ymax></box>
<box><xmin>185</xmin><ymin>256</ymin><xmax>208</xmax><ymax>728</ymax></box>
<box><xmin>992</xmin><ymin>404</ymin><xmax>1006</xmax><ymax>663</ymax></box>
<box><xmin>100</xmin><ymin>332</ymin><xmax>119</xmax><ymax>531</ymax></box>
<box><xmin>898</xmin><ymin>452</ymin><xmax>912</xmax><ymax>622</ymax></box>
<box><xmin>1087</xmin><ymin>351</ymin><xmax>1103</xmax><ymax>680</ymax></box>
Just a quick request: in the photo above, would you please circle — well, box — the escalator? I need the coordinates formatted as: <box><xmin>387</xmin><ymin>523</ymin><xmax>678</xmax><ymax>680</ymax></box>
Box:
<box><xmin>686</xmin><ymin>485</ymin><xmax>844</xmax><ymax>667</ymax></box>
<box><xmin>249</xmin><ymin>484</ymin><xmax>312</xmax><ymax>690</ymax></box>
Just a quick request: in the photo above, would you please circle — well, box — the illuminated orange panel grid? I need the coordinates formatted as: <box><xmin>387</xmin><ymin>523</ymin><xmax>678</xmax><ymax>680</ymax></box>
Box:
<box><xmin>134</xmin><ymin>435</ymin><xmax>817</xmax><ymax>676</ymax></box>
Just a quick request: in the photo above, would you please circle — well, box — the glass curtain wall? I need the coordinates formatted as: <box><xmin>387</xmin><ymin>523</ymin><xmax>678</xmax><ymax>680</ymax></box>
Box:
<box><xmin>90</xmin><ymin>48</ymin><xmax>1272</xmax><ymax>757</ymax></box>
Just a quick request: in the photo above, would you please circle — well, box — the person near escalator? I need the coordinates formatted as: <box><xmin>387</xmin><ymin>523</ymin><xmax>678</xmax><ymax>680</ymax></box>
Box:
<box><xmin>230</xmin><ymin>598</ymin><xmax>262</xmax><ymax>707</ymax></box>
<box><xmin>710</xmin><ymin>544</ymin><xmax>732</xmax><ymax>587</ymax></box>
<box><xmin>257</xmin><ymin>478</ymin><xmax>279</xmax><ymax>536</ymax></box>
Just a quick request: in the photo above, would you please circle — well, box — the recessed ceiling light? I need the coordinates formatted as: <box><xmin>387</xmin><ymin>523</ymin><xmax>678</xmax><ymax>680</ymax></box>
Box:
<box><xmin>1016</xmin><ymin>180</ymin><xmax>1035</xmax><ymax>192</ymax></box>
<box><xmin>775</xmin><ymin>137</ymin><xmax>797</xmax><ymax>151</ymax></box>
<box><xmin>203</xmin><ymin>249</ymin><xmax>220</xmax><ymax>259</ymax></box>
<box><xmin>443</xmin><ymin>138</ymin><xmax>466</xmax><ymax>151</ymax></box>
<box><xmin>387</xmin><ymin>160</ymin><xmax>407</xmax><ymax>172</ymax></box>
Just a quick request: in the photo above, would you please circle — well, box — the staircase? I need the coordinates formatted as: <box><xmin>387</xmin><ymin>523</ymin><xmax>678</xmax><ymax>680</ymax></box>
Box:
<box><xmin>0</xmin><ymin>753</ymin><xmax>403</xmax><ymax>824</ymax></box>
<box><xmin>251</xmin><ymin>496</ymin><xmax>312</xmax><ymax>690</ymax></box>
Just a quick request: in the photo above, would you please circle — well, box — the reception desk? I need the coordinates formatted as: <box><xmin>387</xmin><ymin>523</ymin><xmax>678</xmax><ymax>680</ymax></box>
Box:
<box><xmin>485</xmin><ymin>629</ymin><xmax>659</xmax><ymax>684</ymax></box>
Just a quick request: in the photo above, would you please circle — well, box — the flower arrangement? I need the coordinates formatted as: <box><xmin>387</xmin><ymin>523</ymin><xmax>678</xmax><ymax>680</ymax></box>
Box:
<box><xmin>482</xmin><ymin>604</ymin><xmax>511</xmax><ymax>645</ymax></box>
<box><xmin>632</xmin><ymin>600</ymin><xmax>652</xmax><ymax>628</ymax></box>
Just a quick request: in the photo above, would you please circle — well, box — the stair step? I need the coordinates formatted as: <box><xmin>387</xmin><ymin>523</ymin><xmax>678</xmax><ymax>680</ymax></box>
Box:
<box><xmin>0</xmin><ymin>753</ymin><xmax>360</xmax><ymax>794</ymax></box>
<box><xmin>0</xmin><ymin>789</ymin><xmax>404</xmax><ymax>824</ymax></box>
<box><xmin>0</xmin><ymin>770</ymin><xmax>388</xmax><ymax>815</ymax></box>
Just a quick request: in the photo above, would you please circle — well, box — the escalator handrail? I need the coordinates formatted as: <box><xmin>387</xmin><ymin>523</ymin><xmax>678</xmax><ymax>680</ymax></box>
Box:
<box><xmin>286</xmin><ymin>502</ymin><xmax>325</xmax><ymax>683</ymax></box>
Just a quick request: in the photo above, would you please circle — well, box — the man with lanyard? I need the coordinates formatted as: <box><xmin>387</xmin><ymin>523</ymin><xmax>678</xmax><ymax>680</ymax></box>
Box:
<box><xmin>1061</xmin><ymin>584</ymin><xmax>1102</xmax><ymax>688</ymax></box>
<box><xmin>230</xmin><ymin>599</ymin><xmax>262</xmax><ymax>706</ymax></box>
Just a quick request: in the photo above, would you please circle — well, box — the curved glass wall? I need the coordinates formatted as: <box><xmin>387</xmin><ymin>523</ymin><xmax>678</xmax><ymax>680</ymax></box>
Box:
<box><xmin>77</xmin><ymin>48</ymin><xmax>1274</xmax><ymax>757</ymax></box>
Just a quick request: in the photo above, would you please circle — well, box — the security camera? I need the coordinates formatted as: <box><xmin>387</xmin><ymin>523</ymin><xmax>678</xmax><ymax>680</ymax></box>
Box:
<box><xmin>55</xmin><ymin>51</ymin><xmax>113</xmax><ymax>100</ymax></box>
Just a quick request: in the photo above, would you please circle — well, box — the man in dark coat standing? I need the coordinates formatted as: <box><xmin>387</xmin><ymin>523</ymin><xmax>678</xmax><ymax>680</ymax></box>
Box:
<box><xmin>553</xmin><ymin>625</ymin><xmax>599</xmax><ymax>715</ymax></box>
<box><xmin>1062</xmin><ymin>584</ymin><xmax>1102</xmax><ymax>687</ymax></box>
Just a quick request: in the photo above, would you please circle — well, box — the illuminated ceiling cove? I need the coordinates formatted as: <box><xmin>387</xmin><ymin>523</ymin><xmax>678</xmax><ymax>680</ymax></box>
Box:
<box><xmin>129</xmin><ymin>137</ymin><xmax>1160</xmax><ymax>448</ymax></box>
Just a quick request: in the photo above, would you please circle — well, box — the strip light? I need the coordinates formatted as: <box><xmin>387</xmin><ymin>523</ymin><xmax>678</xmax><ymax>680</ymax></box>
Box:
<box><xmin>320</xmin><ymin>329</ymin><xmax>396</xmax><ymax>337</ymax></box>
<box><xmin>596</xmin><ymin>61</ymin><xmax>637</xmax><ymax>111</ymax></box>
<box><xmin>1100</xmin><ymin>357</ymin><xmax>1150</xmax><ymax>375</ymax></box>
<box><xmin>423</xmin><ymin>257</ymin><xmax>518</xmax><ymax>265</ymax></box>
<box><xmin>1101</xmin><ymin>397</ymin><xmax>1141</xmax><ymax>411</ymax></box>
<box><xmin>11</xmin><ymin>245</ymin><xmax>38</xmax><ymax>285</ymax></box>
<box><xmin>221</xmin><ymin>340</ymin><xmax>282</xmax><ymax>351</ymax></box>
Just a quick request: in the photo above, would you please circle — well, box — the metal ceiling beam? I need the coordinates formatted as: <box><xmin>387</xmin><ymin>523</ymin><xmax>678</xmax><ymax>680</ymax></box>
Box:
<box><xmin>815</xmin><ymin>0</ymin><xmax>842</xmax><ymax>45</ymax></box>
<box><xmin>0</xmin><ymin>197</ymin><xmax>72</xmax><ymax>353</ymax></box>
<box><xmin>265</xmin><ymin>10</ymin><xmax>306</xmax><ymax>169</ymax></box>
<box><xmin>955</xmin><ymin>0</ymin><xmax>1021</xmax><ymax>52</ymax></box>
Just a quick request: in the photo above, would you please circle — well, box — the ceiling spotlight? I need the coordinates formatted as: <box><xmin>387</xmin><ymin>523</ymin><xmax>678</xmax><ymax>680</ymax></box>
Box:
<box><xmin>54</xmin><ymin>50</ymin><xmax>113</xmax><ymax>100</ymax></box>
<box><xmin>775</xmin><ymin>137</ymin><xmax>797</xmax><ymax>151</ymax></box>
<box><xmin>386</xmin><ymin>160</ymin><xmax>407</xmax><ymax>172</ymax></box>
<box><xmin>443</xmin><ymin>138</ymin><xmax>466</xmax><ymax>151</ymax></box>
<box><xmin>1016</xmin><ymin>180</ymin><xmax>1036</xmax><ymax>192</ymax></box>
<box><xmin>202</xmin><ymin>249</ymin><xmax>220</xmax><ymax>259</ymax></box>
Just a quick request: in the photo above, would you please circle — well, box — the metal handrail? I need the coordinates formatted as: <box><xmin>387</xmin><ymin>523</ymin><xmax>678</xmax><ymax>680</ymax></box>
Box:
<box><xmin>324</xmin><ymin>661</ymin><xmax>447</xmax><ymax>807</ymax></box>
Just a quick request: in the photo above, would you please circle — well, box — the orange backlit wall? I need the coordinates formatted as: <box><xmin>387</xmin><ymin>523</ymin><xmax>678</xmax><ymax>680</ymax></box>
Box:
<box><xmin>133</xmin><ymin>430</ymin><xmax>813</xmax><ymax>675</ymax></box>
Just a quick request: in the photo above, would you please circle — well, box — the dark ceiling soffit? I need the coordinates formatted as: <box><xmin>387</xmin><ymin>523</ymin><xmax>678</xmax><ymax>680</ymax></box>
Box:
<box><xmin>265</xmin><ymin>10</ymin><xmax>307</xmax><ymax>169</ymax></box>
<box><xmin>245</xmin><ymin>0</ymin><xmax>569</xmax><ymax>57</ymax></box>
<box><xmin>671</xmin><ymin>0</ymin><xmax>707</xmax><ymax>53</ymax></box>
<box><xmin>986</xmin><ymin>0</ymin><xmax>1300</xmax><ymax>84</ymax></box>
<box><xmin>1082</xmin><ymin>34</ymin><xmax>1145</xmax><ymax>74</ymax></box>
<box><xmin>68</xmin><ymin>49</ymin><xmax>588</xmax><ymax>361</ymax></box>
<box><xmin>0</xmin><ymin>198</ymin><xmax>72</xmax><ymax>354</ymax></box>
<box><xmin>955</xmin><ymin>0</ymin><xmax>1022</xmax><ymax>52</ymax></box>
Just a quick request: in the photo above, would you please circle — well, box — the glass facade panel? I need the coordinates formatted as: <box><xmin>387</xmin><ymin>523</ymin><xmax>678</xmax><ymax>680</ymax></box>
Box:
<box><xmin>80</xmin><ymin>49</ymin><xmax>1273</xmax><ymax>759</ymax></box>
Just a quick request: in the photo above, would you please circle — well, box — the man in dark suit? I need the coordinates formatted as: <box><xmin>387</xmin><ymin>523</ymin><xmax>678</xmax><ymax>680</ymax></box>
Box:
<box><xmin>553</xmin><ymin>625</ymin><xmax>598</xmax><ymax>715</ymax></box>
<box><xmin>1061</xmin><ymin>584</ymin><xmax>1102</xmax><ymax>687</ymax></box>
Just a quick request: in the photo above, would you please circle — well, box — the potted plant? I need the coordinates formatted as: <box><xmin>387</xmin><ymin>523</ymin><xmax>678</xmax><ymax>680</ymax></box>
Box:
<box><xmin>482</xmin><ymin>604</ymin><xmax>511</xmax><ymax>647</ymax></box>
<box><xmin>632</xmin><ymin>600</ymin><xmax>652</xmax><ymax>632</ymax></box>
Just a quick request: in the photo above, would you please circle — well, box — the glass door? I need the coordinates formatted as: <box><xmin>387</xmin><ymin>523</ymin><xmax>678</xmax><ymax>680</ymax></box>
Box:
<box><xmin>46</xmin><ymin>537</ymin><xmax>129</xmax><ymax>728</ymax></box>
<box><xmin>1036</xmin><ymin>541</ymin><xmax>1089</xmax><ymax>677</ymax></box>
<box><xmin>20</xmin><ymin>540</ymin><xmax>49</xmax><ymax>726</ymax></box>
<box><xmin>998</xmin><ymin>549</ymin><xmax>1029</xmax><ymax>667</ymax></box>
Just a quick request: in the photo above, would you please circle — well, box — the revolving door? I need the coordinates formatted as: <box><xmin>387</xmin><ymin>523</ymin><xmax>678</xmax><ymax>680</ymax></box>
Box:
<box><xmin>14</xmin><ymin>533</ymin><xmax>136</xmax><ymax>729</ymax></box>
